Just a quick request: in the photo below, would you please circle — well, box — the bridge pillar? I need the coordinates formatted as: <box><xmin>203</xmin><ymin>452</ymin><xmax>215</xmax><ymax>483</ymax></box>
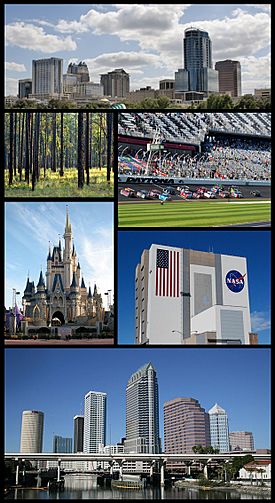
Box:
<box><xmin>57</xmin><ymin>459</ymin><xmax>61</xmax><ymax>482</ymax></box>
<box><xmin>15</xmin><ymin>459</ymin><xmax>19</xmax><ymax>486</ymax></box>
<box><xmin>160</xmin><ymin>460</ymin><xmax>166</xmax><ymax>487</ymax></box>
<box><xmin>150</xmin><ymin>460</ymin><xmax>156</xmax><ymax>478</ymax></box>
<box><xmin>109</xmin><ymin>461</ymin><xmax>115</xmax><ymax>476</ymax></box>
<box><xmin>203</xmin><ymin>463</ymin><xmax>208</xmax><ymax>479</ymax></box>
<box><xmin>118</xmin><ymin>459</ymin><xmax>125</xmax><ymax>481</ymax></box>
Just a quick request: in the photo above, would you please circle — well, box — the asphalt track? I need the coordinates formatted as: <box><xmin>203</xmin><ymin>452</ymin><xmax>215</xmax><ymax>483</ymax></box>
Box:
<box><xmin>118</xmin><ymin>182</ymin><xmax>271</xmax><ymax>202</ymax></box>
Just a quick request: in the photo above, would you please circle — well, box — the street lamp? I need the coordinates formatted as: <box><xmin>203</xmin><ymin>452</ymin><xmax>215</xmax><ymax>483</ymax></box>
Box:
<box><xmin>12</xmin><ymin>288</ymin><xmax>21</xmax><ymax>335</ymax></box>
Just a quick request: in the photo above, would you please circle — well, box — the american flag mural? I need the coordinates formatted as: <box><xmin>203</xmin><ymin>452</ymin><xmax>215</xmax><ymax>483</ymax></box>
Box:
<box><xmin>155</xmin><ymin>248</ymin><xmax>180</xmax><ymax>297</ymax></box>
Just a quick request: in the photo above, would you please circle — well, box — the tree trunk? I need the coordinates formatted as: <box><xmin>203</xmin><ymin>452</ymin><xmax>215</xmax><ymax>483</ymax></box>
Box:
<box><xmin>9</xmin><ymin>113</ymin><xmax>14</xmax><ymax>185</ymax></box>
<box><xmin>25</xmin><ymin>112</ymin><xmax>30</xmax><ymax>184</ymax></box>
<box><xmin>85</xmin><ymin>112</ymin><xmax>90</xmax><ymax>185</ymax></box>
<box><xmin>13</xmin><ymin>112</ymin><xmax>17</xmax><ymax>176</ymax></box>
<box><xmin>19</xmin><ymin>113</ymin><xmax>25</xmax><ymax>181</ymax></box>
<box><xmin>52</xmin><ymin>112</ymin><xmax>56</xmax><ymax>172</ymax></box>
<box><xmin>106</xmin><ymin>112</ymin><xmax>112</xmax><ymax>182</ymax></box>
<box><xmin>77</xmin><ymin>112</ymin><xmax>85</xmax><ymax>189</ymax></box>
<box><xmin>60</xmin><ymin>112</ymin><xmax>64</xmax><ymax>176</ymax></box>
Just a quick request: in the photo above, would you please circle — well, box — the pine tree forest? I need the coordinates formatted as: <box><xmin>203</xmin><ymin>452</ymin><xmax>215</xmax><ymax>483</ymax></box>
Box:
<box><xmin>4</xmin><ymin>112</ymin><xmax>114</xmax><ymax>197</ymax></box>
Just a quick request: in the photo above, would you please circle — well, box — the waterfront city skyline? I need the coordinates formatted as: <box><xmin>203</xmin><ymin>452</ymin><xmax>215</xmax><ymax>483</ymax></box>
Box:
<box><xmin>118</xmin><ymin>231</ymin><xmax>271</xmax><ymax>345</ymax></box>
<box><xmin>5</xmin><ymin>348</ymin><xmax>271</xmax><ymax>453</ymax></box>
<box><xmin>5</xmin><ymin>4</ymin><xmax>271</xmax><ymax>96</ymax></box>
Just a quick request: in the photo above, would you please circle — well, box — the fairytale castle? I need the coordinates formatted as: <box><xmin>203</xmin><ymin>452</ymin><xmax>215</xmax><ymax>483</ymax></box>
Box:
<box><xmin>22</xmin><ymin>208</ymin><xmax>104</xmax><ymax>326</ymax></box>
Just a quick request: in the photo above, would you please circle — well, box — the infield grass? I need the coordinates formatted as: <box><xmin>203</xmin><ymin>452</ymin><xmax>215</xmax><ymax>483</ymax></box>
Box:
<box><xmin>118</xmin><ymin>200</ymin><xmax>271</xmax><ymax>227</ymax></box>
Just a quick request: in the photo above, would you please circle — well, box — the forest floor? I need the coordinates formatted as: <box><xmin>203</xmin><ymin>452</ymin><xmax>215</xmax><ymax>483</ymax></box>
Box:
<box><xmin>5</xmin><ymin>168</ymin><xmax>114</xmax><ymax>198</ymax></box>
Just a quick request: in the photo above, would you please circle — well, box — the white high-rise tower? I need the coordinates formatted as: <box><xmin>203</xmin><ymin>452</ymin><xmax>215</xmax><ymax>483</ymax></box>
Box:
<box><xmin>208</xmin><ymin>403</ymin><xmax>230</xmax><ymax>453</ymax></box>
<box><xmin>83</xmin><ymin>391</ymin><xmax>107</xmax><ymax>453</ymax></box>
<box><xmin>20</xmin><ymin>410</ymin><xmax>44</xmax><ymax>453</ymax></box>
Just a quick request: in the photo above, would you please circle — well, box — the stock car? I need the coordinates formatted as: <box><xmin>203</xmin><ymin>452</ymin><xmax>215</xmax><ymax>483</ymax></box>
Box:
<box><xmin>179</xmin><ymin>188</ymin><xmax>193</xmax><ymax>199</ymax></box>
<box><xmin>120</xmin><ymin>187</ymin><xmax>136</xmax><ymax>198</ymax></box>
<box><xmin>148</xmin><ymin>189</ymin><xmax>162</xmax><ymax>199</ymax></box>
<box><xmin>162</xmin><ymin>186</ymin><xmax>177</xmax><ymax>195</ymax></box>
<box><xmin>250</xmin><ymin>190</ymin><xmax>261</xmax><ymax>197</ymax></box>
<box><xmin>177</xmin><ymin>185</ymin><xmax>190</xmax><ymax>192</ymax></box>
<box><xmin>136</xmin><ymin>189</ymin><xmax>150</xmax><ymax>199</ymax></box>
<box><xmin>192</xmin><ymin>186</ymin><xmax>208</xmax><ymax>199</ymax></box>
<box><xmin>219</xmin><ymin>189</ymin><xmax>231</xmax><ymax>198</ymax></box>
<box><xmin>229</xmin><ymin>186</ymin><xmax>244</xmax><ymax>198</ymax></box>
<box><xmin>159</xmin><ymin>192</ymin><xmax>172</xmax><ymax>202</ymax></box>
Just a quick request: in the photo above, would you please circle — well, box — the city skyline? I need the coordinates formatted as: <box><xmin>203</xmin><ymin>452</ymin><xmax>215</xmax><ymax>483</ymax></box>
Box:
<box><xmin>5</xmin><ymin>4</ymin><xmax>271</xmax><ymax>96</ymax></box>
<box><xmin>5</xmin><ymin>348</ymin><xmax>271</xmax><ymax>452</ymax></box>
<box><xmin>5</xmin><ymin>202</ymin><xmax>114</xmax><ymax>311</ymax></box>
<box><xmin>118</xmin><ymin>231</ymin><xmax>271</xmax><ymax>344</ymax></box>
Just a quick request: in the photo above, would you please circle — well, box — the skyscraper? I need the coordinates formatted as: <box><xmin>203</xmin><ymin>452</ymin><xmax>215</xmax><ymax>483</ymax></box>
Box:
<box><xmin>20</xmin><ymin>410</ymin><xmax>44</xmax><ymax>453</ymax></box>
<box><xmin>53</xmin><ymin>435</ymin><xmax>72</xmax><ymax>453</ymax></box>
<box><xmin>100</xmin><ymin>69</ymin><xmax>130</xmax><ymax>98</ymax></box>
<box><xmin>83</xmin><ymin>391</ymin><xmax>107</xmax><ymax>453</ymax></box>
<box><xmin>67</xmin><ymin>61</ymin><xmax>90</xmax><ymax>83</ymax></box>
<box><xmin>215</xmin><ymin>60</ymin><xmax>242</xmax><ymax>97</ymax></box>
<box><xmin>175</xmin><ymin>28</ymin><xmax>218</xmax><ymax>95</ymax></box>
<box><xmin>124</xmin><ymin>363</ymin><xmax>161</xmax><ymax>454</ymax></box>
<box><xmin>74</xmin><ymin>415</ymin><xmax>84</xmax><ymax>453</ymax></box>
<box><xmin>135</xmin><ymin>244</ymin><xmax>252</xmax><ymax>345</ymax></box>
<box><xmin>32</xmin><ymin>57</ymin><xmax>63</xmax><ymax>98</ymax></box>
<box><xmin>229</xmin><ymin>431</ymin><xmax>255</xmax><ymax>451</ymax></box>
<box><xmin>164</xmin><ymin>398</ymin><xmax>211</xmax><ymax>455</ymax></box>
<box><xmin>208</xmin><ymin>403</ymin><xmax>230</xmax><ymax>452</ymax></box>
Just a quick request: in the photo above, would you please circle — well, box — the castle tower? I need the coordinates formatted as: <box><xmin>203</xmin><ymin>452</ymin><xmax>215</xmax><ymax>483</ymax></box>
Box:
<box><xmin>46</xmin><ymin>244</ymin><xmax>52</xmax><ymax>291</ymax></box>
<box><xmin>69</xmin><ymin>272</ymin><xmax>81</xmax><ymax>320</ymax></box>
<box><xmin>64</xmin><ymin>207</ymin><xmax>73</xmax><ymax>292</ymax></box>
<box><xmin>76</xmin><ymin>261</ymin><xmax>81</xmax><ymax>287</ymax></box>
<box><xmin>35</xmin><ymin>271</ymin><xmax>47</xmax><ymax>323</ymax></box>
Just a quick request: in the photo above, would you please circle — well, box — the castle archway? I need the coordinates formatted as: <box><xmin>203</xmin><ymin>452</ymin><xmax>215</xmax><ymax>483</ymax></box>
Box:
<box><xmin>52</xmin><ymin>311</ymin><xmax>65</xmax><ymax>326</ymax></box>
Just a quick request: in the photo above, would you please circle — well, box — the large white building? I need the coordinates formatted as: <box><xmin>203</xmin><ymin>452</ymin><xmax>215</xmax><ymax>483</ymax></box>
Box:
<box><xmin>83</xmin><ymin>391</ymin><xmax>106</xmax><ymax>454</ymax></box>
<box><xmin>31</xmin><ymin>57</ymin><xmax>63</xmax><ymax>98</ymax></box>
<box><xmin>208</xmin><ymin>403</ymin><xmax>230</xmax><ymax>453</ymax></box>
<box><xmin>20</xmin><ymin>410</ymin><xmax>44</xmax><ymax>453</ymax></box>
<box><xmin>135</xmin><ymin>245</ymin><xmax>254</xmax><ymax>345</ymax></box>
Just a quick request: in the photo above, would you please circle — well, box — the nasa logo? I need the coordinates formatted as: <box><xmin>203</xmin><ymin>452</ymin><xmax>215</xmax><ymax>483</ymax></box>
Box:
<box><xmin>225</xmin><ymin>270</ymin><xmax>246</xmax><ymax>293</ymax></box>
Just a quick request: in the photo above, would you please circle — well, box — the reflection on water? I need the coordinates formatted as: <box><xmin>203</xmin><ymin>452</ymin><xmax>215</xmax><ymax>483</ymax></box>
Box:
<box><xmin>8</xmin><ymin>475</ymin><xmax>270</xmax><ymax>500</ymax></box>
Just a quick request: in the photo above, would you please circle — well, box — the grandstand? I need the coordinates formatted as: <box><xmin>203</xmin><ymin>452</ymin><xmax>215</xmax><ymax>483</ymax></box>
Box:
<box><xmin>118</xmin><ymin>112</ymin><xmax>271</xmax><ymax>144</ymax></box>
<box><xmin>118</xmin><ymin>113</ymin><xmax>271</xmax><ymax>183</ymax></box>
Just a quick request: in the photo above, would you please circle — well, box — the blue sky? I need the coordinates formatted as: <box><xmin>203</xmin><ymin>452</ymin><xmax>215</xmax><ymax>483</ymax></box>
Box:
<box><xmin>5</xmin><ymin>202</ymin><xmax>114</xmax><ymax>310</ymax></box>
<box><xmin>5</xmin><ymin>348</ymin><xmax>271</xmax><ymax>452</ymax></box>
<box><xmin>118</xmin><ymin>230</ymin><xmax>271</xmax><ymax>344</ymax></box>
<box><xmin>5</xmin><ymin>4</ymin><xmax>271</xmax><ymax>95</ymax></box>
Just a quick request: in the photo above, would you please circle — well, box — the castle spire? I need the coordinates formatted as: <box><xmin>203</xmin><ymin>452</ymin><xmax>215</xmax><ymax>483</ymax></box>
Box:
<box><xmin>65</xmin><ymin>206</ymin><xmax>72</xmax><ymax>233</ymax></box>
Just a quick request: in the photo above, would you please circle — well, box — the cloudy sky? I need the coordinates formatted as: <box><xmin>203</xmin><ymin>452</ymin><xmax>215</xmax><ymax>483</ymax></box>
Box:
<box><xmin>5</xmin><ymin>3</ymin><xmax>271</xmax><ymax>96</ymax></box>
<box><xmin>5</xmin><ymin>202</ymin><xmax>114</xmax><ymax>310</ymax></box>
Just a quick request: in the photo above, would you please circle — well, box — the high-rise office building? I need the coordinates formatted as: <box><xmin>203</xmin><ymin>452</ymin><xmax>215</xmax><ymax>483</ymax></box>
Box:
<box><xmin>124</xmin><ymin>363</ymin><xmax>161</xmax><ymax>454</ymax></box>
<box><xmin>175</xmin><ymin>28</ymin><xmax>218</xmax><ymax>95</ymax></box>
<box><xmin>32</xmin><ymin>57</ymin><xmax>63</xmax><ymax>98</ymax></box>
<box><xmin>20</xmin><ymin>410</ymin><xmax>44</xmax><ymax>453</ymax></box>
<box><xmin>208</xmin><ymin>403</ymin><xmax>230</xmax><ymax>452</ymax></box>
<box><xmin>100</xmin><ymin>69</ymin><xmax>130</xmax><ymax>98</ymax></box>
<box><xmin>83</xmin><ymin>391</ymin><xmax>107</xmax><ymax>453</ymax></box>
<box><xmin>135</xmin><ymin>245</ymin><xmax>253</xmax><ymax>345</ymax></box>
<box><xmin>215</xmin><ymin>60</ymin><xmax>241</xmax><ymax>97</ymax></box>
<box><xmin>18</xmin><ymin>79</ymin><xmax>32</xmax><ymax>99</ymax></box>
<box><xmin>67</xmin><ymin>61</ymin><xmax>90</xmax><ymax>83</ymax></box>
<box><xmin>74</xmin><ymin>415</ymin><xmax>84</xmax><ymax>453</ymax></box>
<box><xmin>53</xmin><ymin>435</ymin><xmax>72</xmax><ymax>453</ymax></box>
<box><xmin>164</xmin><ymin>398</ymin><xmax>211</xmax><ymax>455</ymax></box>
<box><xmin>229</xmin><ymin>431</ymin><xmax>254</xmax><ymax>451</ymax></box>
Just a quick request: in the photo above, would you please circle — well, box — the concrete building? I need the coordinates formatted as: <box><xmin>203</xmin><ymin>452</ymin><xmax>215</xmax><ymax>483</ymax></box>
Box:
<box><xmin>18</xmin><ymin>79</ymin><xmax>32</xmax><ymax>99</ymax></box>
<box><xmin>175</xmin><ymin>28</ymin><xmax>218</xmax><ymax>96</ymax></box>
<box><xmin>229</xmin><ymin>431</ymin><xmax>254</xmax><ymax>451</ymax></box>
<box><xmin>67</xmin><ymin>61</ymin><xmax>90</xmax><ymax>83</ymax></box>
<box><xmin>124</xmin><ymin>363</ymin><xmax>161</xmax><ymax>454</ymax></box>
<box><xmin>164</xmin><ymin>398</ymin><xmax>210</xmax><ymax>464</ymax></box>
<box><xmin>20</xmin><ymin>410</ymin><xmax>44</xmax><ymax>453</ymax></box>
<box><xmin>239</xmin><ymin>460</ymin><xmax>271</xmax><ymax>482</ymax></box>
<box><xmin>135</xmin><ymin>245</ymin><xmax>253</xmax><ymax>345</ymax></box>
<box><xmin>208</xmin><ymin>403</ymin><xmax>230</xmax><ymax>453</ymax></box>
<box><xmin>215</xmin><ymin>60</ymin><xmax>241</xmax><ymax>97</ymax></box>
<box><xmin>101</xmin><ymin>69</ymin><xmax>130</xmax><ymax>98</ymax></box>
<box><xmin>254</xmin><ymin>88</ymin><xmax>271</xmax><ymax>99</ymax></box>
<box><xmin>74</xmin><ymin>415</ymin><xmax>84</xmax><ymax>453</ymax></box>
<box><xmin>32</xmin><ymin>57</ymin><xmax>63</xmax><ymax>98</ymax></box>
<box><xmin>83</xmin><ymin>391</ymin><xmax>107</xmax><ymax>453</ymax></box>
<box><xmin>53</xmin><ymin>435</ymin><xmax>72</xmax><ymax>453</ymax></box>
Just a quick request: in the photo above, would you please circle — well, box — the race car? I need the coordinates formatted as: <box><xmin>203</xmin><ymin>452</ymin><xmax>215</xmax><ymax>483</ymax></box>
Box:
<box><xmin>177</xmin><ymin>185</ymin><xmax>190</xmax><ymax>192</ymax></box>
<box><xmin>219</xmin><ymin>190</ymin><xmax>231</xmax><ymax>199</ymax></box>
<box><xmin>148</xmin><ymin>189</ymin><xmax>162</xmax><ymax>199</ymax></box>
<box><xmin>250</xmin><ymin>190</ymin><xmax>261</xmax><ymax>197</ymax></box>
<box><xmin>162</xmin><ymin>186</ymin><xmax>177</xmax><ymax>195</ymax></box>
<box><xmin>229</xmin><ymin>187</ymin><xmax>244</xmax><ymax>198</ymax></box>
<box><xmin>179</xmin><ymin>188</ymin><xmax>193</xmax><ymax>199</ymax></box>
<box><xmin>136</xmin><ymin>189</ymin><xmax>149</xmax><ymax>199</ymax></box>
<box><xmin>192</xmin><ymin>186</ymin><xmax>208</xmax><ymax>199</ymax></box>
<box><xmin>120</xmin><ymin>187</ymin><xmax>136</xmax><ymax>197</ymax></box>
<box><xmin>159</xmin><ymin>192</ymin><xmax>172</xmax><ymax>201</ymax></box>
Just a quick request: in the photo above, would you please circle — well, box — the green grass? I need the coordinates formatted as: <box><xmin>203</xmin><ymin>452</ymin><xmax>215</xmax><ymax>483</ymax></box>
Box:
<box><xmin>5</xmin><ymin>168</ymin><xmax>114</xmax><ymax>198</ymax></box>
<box><xmin>118</xmin><ymin>200</ymin><xmax>271</xmax><ymax>227</ymax></box>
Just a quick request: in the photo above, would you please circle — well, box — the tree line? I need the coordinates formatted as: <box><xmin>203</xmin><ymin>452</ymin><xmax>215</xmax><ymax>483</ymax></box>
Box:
<box><xmin>5</xmin><ymin>112</ymin><xmax>114</xmax><ymax>190</ymax></box>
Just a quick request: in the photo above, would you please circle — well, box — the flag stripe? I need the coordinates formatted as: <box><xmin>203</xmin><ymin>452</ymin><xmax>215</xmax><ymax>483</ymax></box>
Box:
<box><xmin>156</xmin><ymin>248</ymin><xmax>180</xmax><ymax>297</ymax></box>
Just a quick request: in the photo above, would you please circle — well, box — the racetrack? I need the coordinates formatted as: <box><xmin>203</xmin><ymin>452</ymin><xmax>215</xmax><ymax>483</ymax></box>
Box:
<box><xmin>118</xmin><ymin>199</ymin><xmax>271</xmax><ymax>227</ymax></box>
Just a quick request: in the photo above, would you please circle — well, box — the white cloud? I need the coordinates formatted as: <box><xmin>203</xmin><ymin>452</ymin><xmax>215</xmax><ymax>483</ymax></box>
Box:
<box><xmin>246</xmin><ymin>4</ymin><xmax>271</xmax><ymax>12</ymax></box>
<box><xmin>239</xmin><ymin>54</ymin><xmax>271</xmax><ymax>94</ymax></box>
<box><xmin>5</xmin><ymin>61</ymin><xmax>26</xmax><ymax>72</ymax></box>
<box><xmin>5</xmin><ymin>22</ymin><xmax>77</xmax><ymax>52</ymax></box>
<box><xmin>251</xmin><ymin>311</ymin><xmax>271</xmax><ymax>333</ymax></box>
